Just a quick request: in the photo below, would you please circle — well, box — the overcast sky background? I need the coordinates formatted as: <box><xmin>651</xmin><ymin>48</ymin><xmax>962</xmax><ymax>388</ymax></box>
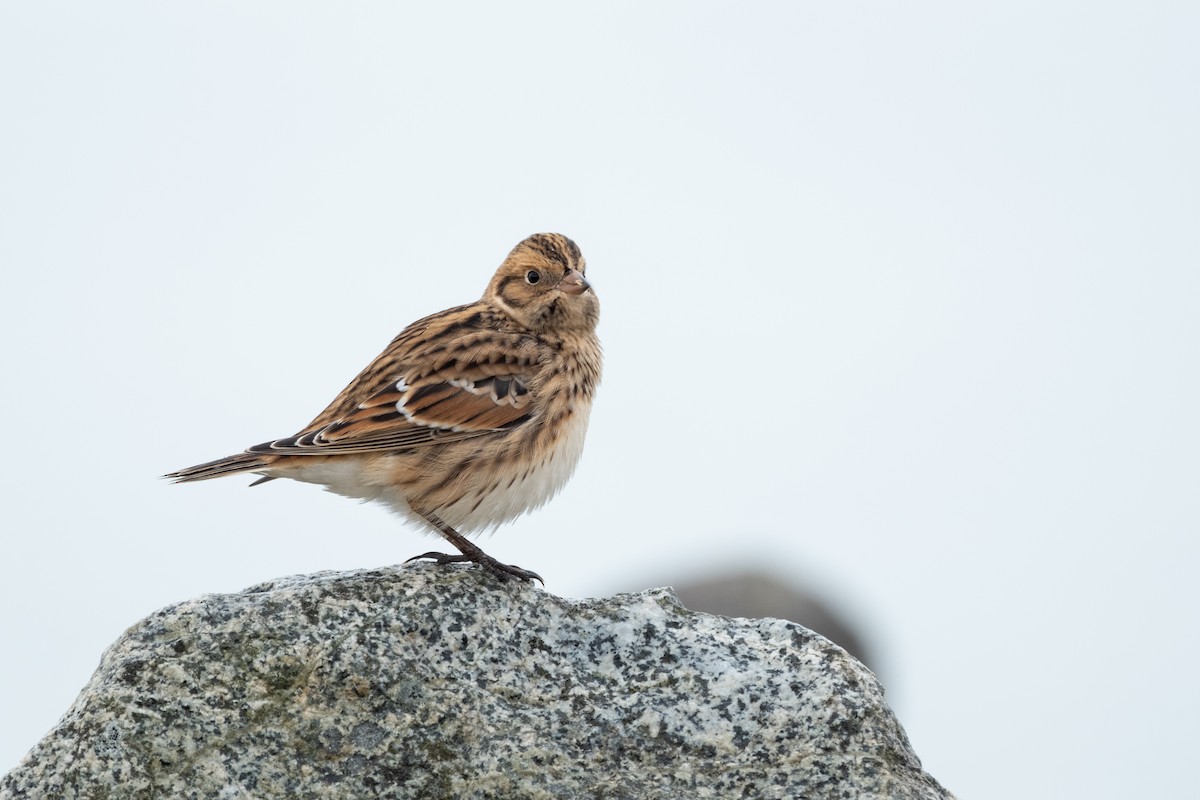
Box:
<box><xmin>2</xmin><ymin>2</ymin><xmax>1197</xmax><ymax>797</ymax></box>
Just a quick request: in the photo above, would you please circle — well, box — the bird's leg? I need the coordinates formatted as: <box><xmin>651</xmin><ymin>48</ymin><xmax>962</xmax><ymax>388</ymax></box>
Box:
<box><xmin>406</xmin><ymin>514</ymin><xmax>543</xmax><ymax>584</ymax></box>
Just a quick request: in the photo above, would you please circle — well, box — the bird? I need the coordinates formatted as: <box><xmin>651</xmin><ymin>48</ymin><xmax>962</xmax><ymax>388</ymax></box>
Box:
<box><xmin>166</xmin><ymin>233</ymin><xmax>601</xmax><ymax>582</ymax></box>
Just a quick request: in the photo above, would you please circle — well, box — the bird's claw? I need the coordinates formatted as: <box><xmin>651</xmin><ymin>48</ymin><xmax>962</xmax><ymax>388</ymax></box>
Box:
<box><xmin>406</xmin><ymin>551</ymin><xmax>469</xmax><ymax>565</ymax></box>
<box><xmin>405</xmin><ymin>551</ymin><xmax>543</xmax><ymax>584</ymax></box>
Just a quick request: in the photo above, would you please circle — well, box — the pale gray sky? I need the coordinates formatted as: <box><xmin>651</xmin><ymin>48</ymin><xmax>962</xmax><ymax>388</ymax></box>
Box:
<box><xmin>2</xmin><ymin>3</ymin><xmax>1197</xmax><ymax>797</ymax></box>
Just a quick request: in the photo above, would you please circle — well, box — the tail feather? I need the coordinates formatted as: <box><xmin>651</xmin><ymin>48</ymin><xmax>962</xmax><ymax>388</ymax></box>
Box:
<box><xmin>164</xmin><ymin>452</ymin><xmax>270</xmax><ymax>483</ymax></box>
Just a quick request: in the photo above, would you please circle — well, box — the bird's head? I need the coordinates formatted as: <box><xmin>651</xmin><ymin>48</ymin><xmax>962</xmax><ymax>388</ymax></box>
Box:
<box><xmin>485</xmin><ymin>233</ymin><xmax>599</xmax><ymax>333</ymax></box>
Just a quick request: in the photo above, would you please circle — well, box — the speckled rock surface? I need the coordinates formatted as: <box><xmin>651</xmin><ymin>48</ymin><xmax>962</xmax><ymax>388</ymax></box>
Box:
<box><xmin>1</xmin><ymin>563</ymin><xmax>952</xmax><ymax>800</ymax></box>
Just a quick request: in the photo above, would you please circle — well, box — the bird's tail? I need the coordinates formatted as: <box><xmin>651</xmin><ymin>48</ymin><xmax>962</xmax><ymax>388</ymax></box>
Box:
<box><xmin>164</xmin><ymin>452</ymin><xmax>271</xmax><ymax>483</ymax></box>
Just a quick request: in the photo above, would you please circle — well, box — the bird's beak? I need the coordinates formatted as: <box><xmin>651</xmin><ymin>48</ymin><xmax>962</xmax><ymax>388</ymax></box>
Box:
<box><xmin>557</xmin><ymin>269</ymin><xmax>591</xmax><ymax>295</ymax></box>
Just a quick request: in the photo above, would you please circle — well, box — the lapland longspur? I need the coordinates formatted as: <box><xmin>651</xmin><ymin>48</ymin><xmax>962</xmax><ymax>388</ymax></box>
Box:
<box><xmin>167</xmin><ymin>233</ymin><xmax>601</xmax><ymax>581</ymax></box>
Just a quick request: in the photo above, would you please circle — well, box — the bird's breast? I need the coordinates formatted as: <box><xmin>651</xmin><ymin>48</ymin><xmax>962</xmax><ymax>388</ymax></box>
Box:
<box><xmin>434</xmin><ymin>398</ymin><xmax>594</xmax><ymax>534</ymax></box>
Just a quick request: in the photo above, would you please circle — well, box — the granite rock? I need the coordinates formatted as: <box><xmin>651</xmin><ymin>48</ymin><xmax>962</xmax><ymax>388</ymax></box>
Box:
<box><xmin>1</xmin><ymin>563</ymin><xmax>953</xmax><ymax>799</ymax></box>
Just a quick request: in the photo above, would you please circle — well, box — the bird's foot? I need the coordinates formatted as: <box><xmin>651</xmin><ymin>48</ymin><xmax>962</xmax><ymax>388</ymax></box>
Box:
<box><xmin>405</xmin><ymin>551</ymin><xmax>543</xmax><ymax>584</ymax></box>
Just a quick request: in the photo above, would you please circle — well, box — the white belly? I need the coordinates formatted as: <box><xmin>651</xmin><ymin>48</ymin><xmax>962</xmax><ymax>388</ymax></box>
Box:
<box><xmin>273</xmin><ymin>407</ymin><xmax>592</xmax><ymax>536</ymax></box>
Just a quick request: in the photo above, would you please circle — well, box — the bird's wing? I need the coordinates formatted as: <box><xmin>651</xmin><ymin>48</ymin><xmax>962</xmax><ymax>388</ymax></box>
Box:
<box><xmin>247</xmin><ymin>356</ymin><xmax>538</xmax><ymax>457</ymax></box>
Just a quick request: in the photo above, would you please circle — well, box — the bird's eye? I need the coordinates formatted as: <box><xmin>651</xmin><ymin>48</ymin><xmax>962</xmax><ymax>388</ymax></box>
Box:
<box><xmin>525</xmin><ymin>270</ymin><xmax>541</xmax><ymax>284</ymax></box>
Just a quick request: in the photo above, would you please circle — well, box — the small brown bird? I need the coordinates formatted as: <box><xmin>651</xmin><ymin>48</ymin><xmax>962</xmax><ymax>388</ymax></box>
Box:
<box><xmin>167</xmin><ymin>233</ymin><xmax>601</xmax><ymax>581</ymax></box>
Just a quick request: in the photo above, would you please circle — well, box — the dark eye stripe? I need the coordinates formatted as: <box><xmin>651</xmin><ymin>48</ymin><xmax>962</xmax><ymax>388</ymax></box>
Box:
<box><xmin>495</xmin><ymin>275</ymin><xmax>531</xmax><ymax>308</ymax></box>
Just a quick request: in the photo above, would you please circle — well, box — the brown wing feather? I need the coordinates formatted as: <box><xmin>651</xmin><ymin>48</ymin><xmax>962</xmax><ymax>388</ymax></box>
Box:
<box><xmin>300</xmin><ymin>303</ymin><xmax>539</xmax><ymax>428</ymax></box>
<box><xmin>247</xmin><ymin>305</ymin><xmax>541</xmax><ymax>457</ymax></box>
